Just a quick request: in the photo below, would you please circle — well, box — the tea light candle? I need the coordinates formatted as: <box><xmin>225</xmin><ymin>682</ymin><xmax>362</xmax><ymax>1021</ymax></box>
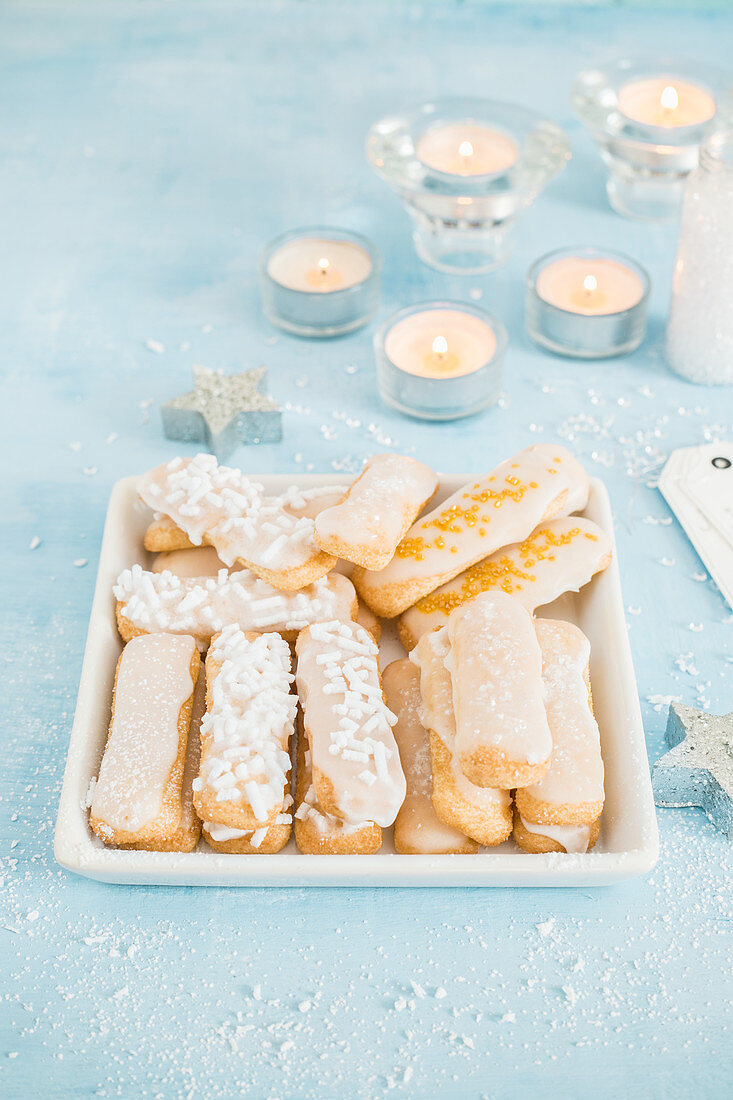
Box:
<box><xmin>526</xmin><ymin>248</ymin><xmax>650</xmax><ymax>359</ymax></box>
<box><xmin>416</xmin><ymin>123</ymin><xmax>519</xmax><ymax>176</ymax></box>
<box><xmin>375</xmin><ymin>303</ymin><xmax>507</xmax><ymax>420</ymax></box>
<box><xmin>260</xmin><ymin>228</ymin><xmax>381</xmax><ymax>337</ymax></box>
<box><xmin>617</xmin><ymin>78</ymin><xmax>716</xmax><ymax>129</ymax></box>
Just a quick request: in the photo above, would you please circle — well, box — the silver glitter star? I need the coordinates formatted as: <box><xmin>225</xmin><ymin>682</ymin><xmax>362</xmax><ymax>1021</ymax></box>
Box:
<box><xmin>162</xmin><ymin>365</ymin><xmax>282</xmax><ymax>461</ymax></box>
<box><xmin>652</xmin><ymin>702</ymin><xmax>733</xmax><ymax>840</ymax></box>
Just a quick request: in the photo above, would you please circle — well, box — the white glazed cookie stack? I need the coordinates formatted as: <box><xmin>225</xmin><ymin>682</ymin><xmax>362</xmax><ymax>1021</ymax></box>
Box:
<box><xmin>91</xmin><ymin>443</ymin><xmax>610</xmax><ymax>857</ymax></box>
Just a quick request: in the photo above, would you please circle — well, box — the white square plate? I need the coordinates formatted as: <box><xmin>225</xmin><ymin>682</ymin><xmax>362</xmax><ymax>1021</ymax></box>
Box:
<box><xmin>55</xmin><ymin>473</ymin><xmax>658</xmax><ymax>887</ymax></box>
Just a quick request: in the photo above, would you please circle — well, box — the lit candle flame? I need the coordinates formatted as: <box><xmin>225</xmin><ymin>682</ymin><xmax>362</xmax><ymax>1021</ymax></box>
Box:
<box><xmin>583</xmin><ymin>275</ymin><xmax>598</xmax><ymax>294</ymax></box>
<box><xmin>432</xmin><ymin>336</ymin><xmax>449</xmax><ymax>357</ymax></box>
<box><xmin>458</xmin><ymin>140</ymin><xmax>474</xmax><ymax>159</ymax></box>
<box><xmin>660</xmin><ymin>85</ymin><xmax>679</xmax><ymax>112</ymax></box>
<box><xmin>317</xmin><ymin>257</ymin><xmax>330</xmax><ymax>274</ymax></box>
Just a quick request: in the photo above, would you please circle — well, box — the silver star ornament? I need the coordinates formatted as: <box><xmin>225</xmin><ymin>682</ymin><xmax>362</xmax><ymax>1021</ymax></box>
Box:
<box><xmin>161</xmin><ymin>364</ymin><xmax>282</xmax><ymax>462</ymax></box>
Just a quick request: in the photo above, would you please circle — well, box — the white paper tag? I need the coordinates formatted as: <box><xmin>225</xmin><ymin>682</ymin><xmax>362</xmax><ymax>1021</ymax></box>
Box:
<box><xmin>678</xmin><ymin>443</ymin><xmax>733</xmax><ymax>547</ymax></box>
<box><xmin>659</xmin><ymin>443</ymin><xmax>733</xmax><ymax>612</ymax></box>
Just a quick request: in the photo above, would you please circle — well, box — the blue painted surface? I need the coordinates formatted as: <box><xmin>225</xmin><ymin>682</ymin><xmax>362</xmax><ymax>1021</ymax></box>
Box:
<box><xmin>2</xmin><ymin>3</ymin><xmax>732</xmax><ymax>1097</ymax></box>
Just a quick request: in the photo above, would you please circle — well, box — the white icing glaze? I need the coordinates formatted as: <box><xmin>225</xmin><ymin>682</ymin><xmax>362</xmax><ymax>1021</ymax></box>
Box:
<box><xmin>196</xmin><ymin>628</ymin><xmax>296</xmax><ymax>823</ymax></box>
<box><xmin>519</xmin><ymin>816</ymin><xmax>591</xmax><ymax>854</ymax></box>
<box><xmin>410</xmin><ymin>630</ymin><xmax>509</xmax><ymax>809</ymax></box>
<box><xmin>153</xmin><ymin>546</ymin><xmax>228</xmax><ymax>578</ymax></box>
<box><xmin>91</xmin><ymin>634</ymin><xmax>197</xmax><ymax>833</ymax></box>
<box><xmin>354</xmin><ymin>444</ymin><xmax>590</xmax><ymax>616</ymax></box>
<box><xmin>295</xmin><ymin>621</ymin><xmax>406</xmax><ymax>827</ymax></box>
<box><xmin>448</xmin><ymin>592</ymin><xmax>552</xmax><ymax>768</ymax></box>
<box><xmin>523</xmin><ymin>618</ymin><xmax>605</xmax><ymax>807</ymax></box>
<box><xmin>400</xmin><ymin>516</ymin><xmax>612</xmax><ymax>646</ymax></box>
<box><xmin>114</xmin><ymin>564</ymin><xmax>356</xmax><ymax>646</ymax></box>
<box><xmin>138</xmin><ymin>454</ymin><xmax>327</xmax><ymax>574</ymax></box>
<box><xmin>314</xmin><ymin>454</ymin><xmax>438</xmax><ymax>567</ymax></box>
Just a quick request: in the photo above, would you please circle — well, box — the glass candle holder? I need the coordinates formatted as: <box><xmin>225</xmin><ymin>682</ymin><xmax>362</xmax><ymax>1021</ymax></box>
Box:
<box><xmin>375</xmin><ymin>301</ymin><xmax>508</xmax><ymax>420</ymax></box>
<box><xmin>526</xmin><ymin>247</ymin><xmax>650</xmax><ymax>359</ymax></box>
<box><xmin>666</xmin><ymin>131</ymin><xmax>733</xmax><ymax>385</ymax></box>
<box><xmin>572</xmin><ymin>57</ymin><xmax>733</xmax><ymax>222</ymax></box>
<box><xmin>260</xmin><ymin>228</ymin><xmax>381</xmax><ymax>337</ymax></box>
<box><xmin>366</xmin><ymin>98</ymin><xmax>570</xmax><ymax>274</ymax></box>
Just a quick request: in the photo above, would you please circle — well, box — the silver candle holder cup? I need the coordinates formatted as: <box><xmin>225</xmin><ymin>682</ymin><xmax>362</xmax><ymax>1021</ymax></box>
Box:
<box><xmin>526</xmin><ymin>247</ymin><xmax>650</xmax><ymax>359</ymax></box>
<box><xmin>260</xmin><ymin>227</ymin><xmax>381</xmax><ymax>338</ymax></box>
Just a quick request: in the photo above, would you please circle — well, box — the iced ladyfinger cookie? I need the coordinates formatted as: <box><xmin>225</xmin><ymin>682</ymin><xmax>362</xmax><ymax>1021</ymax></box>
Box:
<box><xmin>294</xmin><ymin>711</ymin><xmax>382</xmax><ymax>854</ymax></box>
<box><xmin>383</xmin><ymin>660</ymin><xmax>478</xmax><ymax>855</ymax></box>
<box><xmin>144</xmin><ymin>485</ymin><xmax>349</xmax><ymax>553</ymax></box>
<box><xmin>314</xmin><ymin>454</ymin><xmax>438</xmax><ymax>570</ymax></box>
<box><xmin>514</xmin><ymin>619</ymin><xmax>604</xmax><ymax>854</ymax></box>
<box><xmin>295</xmin><ymin>620</ymin><xmax>406</xmax><ymax>827</ymax></box>
<box><xmin>353</xmin><ymin>444</ymin><xmax>590</xmax><ymax>618</ymax></box>
<box><xmin>139</xmin><ymin>454</ymin><xmax>336</xmax><ymax>591</ymax></box>
<box><xmin>193</xmin><ymin>627</ymin><xmax>296</xmax><ymax>832</ymax></box>
<box><xmin>90</xmin><ymin>633</ymin><xmax>200</xmax><ymax>851</ymax></box>
<box><xmin>114</xmin><ymin>565</ymin><xmax>357</xmax><ymax>648</ymax></box>
<box><xmin>398</xmin><ymin>517</ymin><xmax>612</xmax><ymax>650</ymax></box>
<box><xmin>448</xmin><ymin>591</ymin><xmax>552</xmax><ymax>789</ymax></box>
<box><xmin>410</xmin><ymin>629</ymin><xmax>512</xmax><ymax>846</ymax></box>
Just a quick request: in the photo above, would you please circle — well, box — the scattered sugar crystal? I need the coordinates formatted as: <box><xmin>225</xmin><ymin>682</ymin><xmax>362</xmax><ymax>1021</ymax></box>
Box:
<box><xmin>73</xmin><ymin>558</ymin><xmax>88</xmax><ymax>568</ymax></box>
<box><xmin>29</xmin><ymin>536</ymin><xmax>41</xmax><ymax>550</ymax></box>
<box><xmin>536</xmin><ymin>918</ymin><xmax>555</xmax><ymax>938</ymax></box>
<box><xmin>145</xmin><ymin>338</ymin><xmax>164</xmax><ymax>354</ymax></box>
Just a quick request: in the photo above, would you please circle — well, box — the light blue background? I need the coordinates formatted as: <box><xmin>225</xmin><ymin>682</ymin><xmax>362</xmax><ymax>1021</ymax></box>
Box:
<box><xmin>2</xmin><ymin>3</ymin><xmax>732</xmax><ymax>1098</ymax></box>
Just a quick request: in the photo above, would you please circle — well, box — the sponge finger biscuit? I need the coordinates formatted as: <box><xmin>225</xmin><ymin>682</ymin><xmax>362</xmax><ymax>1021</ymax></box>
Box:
<box><xmin>383</xmin><ymin>659</ymin><xmax>477</xmax><ymax>855</ymax></box>
<box><xmin>114</xmin><ymin>565</ymin><xmax>358</xmax><ymax>648</ymax></box>
<box><xmin>448</xmin><ymin>592</ymin><xmax>552</xmax><ymax>789</ymax></box>
<box><xmin>514</xmin><ymin>618</ymin><xmax>605</xmax><ymax>828</ymax></box>
<box><xmin>314</xmin><ymin>454</ymin><xmax>438</xmax><ymax>570</ymax></box>
<box><xmin>90</xmin><ymin>633</ymin><xmax>200</xmax><ymax>851</ymax></box>
<box><xmin>399</xmin><ymin>516</ymin><xmax>612</xmax><ymax>651</ymax></box>
<box><xmin>139</xmin><ymin>454</ymin><xmax>336</xmax><ymax>591</ymax></box>
<box><xmin>295</xmin><ymin>620</ymin><xmax>406</xmax><ymax>828</ymax></box>
<box><xmin>193</xmin><ymin>628</ymin><xmax>296</xmax><ymax>832</ymax></box>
